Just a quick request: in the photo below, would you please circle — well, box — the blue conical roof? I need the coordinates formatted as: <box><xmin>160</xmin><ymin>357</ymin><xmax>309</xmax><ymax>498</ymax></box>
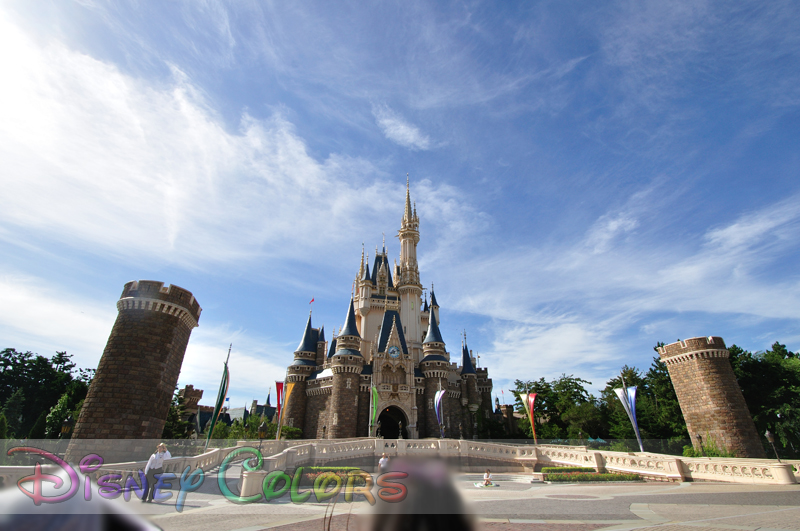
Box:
<box><xmin>423</xmin><ymin>308</ymin><xmax>444</xmax><ymax>344</ymax></box>
<box><xmin>461</xmin><ymin>340</ymin><xmax>476</xmax><ymax>375</ymax></box>
<box><xmin>296</xmin><ymin>313</ymin><xmax>316</xmax><ymax>353</ymax></box>
<box><xmin>363</xmin><ymin>260</ymin><xmax>371</xmax><ymax>281</ymax></box>
<box><xmin>327</xmin><ymin>337</ymin><xmax>338</xmax><ymax>358</ymax></box>
<box><xmin>430</xmin><ymin>289</ymin><xmax>439</xmax><ymax>307</ymax></box>
<box><xmin>340</xmin><ymin>298</ymin><xmax>360</xmax><ymax>338</ymax></box>
<box><xmin>318</xmin><ymin>325</ymin><xmax>325</xmax><ymax>344</ymax></box>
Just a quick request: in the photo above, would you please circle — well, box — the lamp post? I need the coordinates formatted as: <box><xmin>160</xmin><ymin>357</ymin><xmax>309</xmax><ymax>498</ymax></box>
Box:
<box><xmin>258</xmin><ymin>421</ymin><xmax>267</xmax><ymax>454</ymax></box>
<box><xmin>58</xmin><ymin>416</ymin><xmax>74</xmax><ymax>458</ymax></box>
<box><xmin>60</xmin><ymin>416</ymin><xmax>74</xmax><ymax>439</ymax></box>
<box><xmin>765</xmin><ymin>430</ymin><xmax>781</xmax><ymax>462</ymax></box>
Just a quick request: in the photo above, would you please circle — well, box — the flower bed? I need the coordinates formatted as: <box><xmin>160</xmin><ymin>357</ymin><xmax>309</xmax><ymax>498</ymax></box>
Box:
<box><xmin>540</xmin><ymin>467</ymin><xmax>595</xmax><ymax>474</ymax></box>
<box><xmin>545</xmin><ymin>472</ymin><xmax>642</xmax><ymax>482</ymax></box>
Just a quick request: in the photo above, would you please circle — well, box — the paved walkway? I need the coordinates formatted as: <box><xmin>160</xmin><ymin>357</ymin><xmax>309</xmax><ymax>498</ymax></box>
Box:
<box><xmin>137</xmin><ymin>472</ymin><xmax>800</xmax><ymax>531</ymax></box>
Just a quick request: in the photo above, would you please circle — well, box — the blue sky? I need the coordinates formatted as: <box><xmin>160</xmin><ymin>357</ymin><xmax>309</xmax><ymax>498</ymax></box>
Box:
<box><xmin>1</xmin><ymin>1</ymin><xmax>799</xmax><ymax>408</ymax></box>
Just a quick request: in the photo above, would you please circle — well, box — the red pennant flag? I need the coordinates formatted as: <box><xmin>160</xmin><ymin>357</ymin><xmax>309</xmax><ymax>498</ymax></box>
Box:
<box><xmin>275</xmin><ymin>381</ymin><xmax>284</xmax><ymax>420</ymax></box>
<box><xmin>309</xmin><ymin>298</ymin><xmax>315</xmax><ymax>304</ymax></box>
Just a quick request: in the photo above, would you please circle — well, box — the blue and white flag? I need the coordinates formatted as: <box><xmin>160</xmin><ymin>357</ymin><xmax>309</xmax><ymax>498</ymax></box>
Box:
<box><xmin>614</xmin><ymin>385</ymin><xmax>644</xmax><ymax>452</ymax></box>
<box><xmin>434</xmin><ymin>389</ymin><xmax>446</xmax><ymax>438</ymax></box>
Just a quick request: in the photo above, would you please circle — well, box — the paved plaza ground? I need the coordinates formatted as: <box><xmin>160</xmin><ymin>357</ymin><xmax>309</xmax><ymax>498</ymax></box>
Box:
<box><xmin>129</xmin><ymin>470</ymin><xmax>800</xmax><ymax>531</ymax></box>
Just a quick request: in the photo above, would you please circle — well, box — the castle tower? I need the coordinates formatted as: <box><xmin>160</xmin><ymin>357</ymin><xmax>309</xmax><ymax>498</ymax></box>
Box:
<box><xmin>397</xmin><ymin>177</ymin><xmax>423</xmax><ymax>360</ymax></box>
<box><xmin>461</xmin><ymin>336</ymin><xmax>481</xmax><ymax>438</ymax></box>
<box><xmin>67</xmin><ymin>280</ymin><xmax>201</xmax><ymax>462</ymax></box>
<box><xmin>178</xmin><ymin>385</ymin><xmax>204</xmax><ymax>427</ymax></box>
<box><xmin>420</xmin><ymin>310</ymin><xmax>448</xmax><ymax>437</ymax></box>
<box><xmin>430</xmin><ymin>285</ymin><xmax>440</xmax><ymax>325</ymax></box>
<box><xmin>284</xmin><ymin>313</ymin><xmax>318</xmax><ymax>430</ymax></box>
<box><xmin>315</xmin><ymin>325</ymin><xmax>327</xmax><ymax>367</ymax></box>
<box><xmin>658</xmin><ymin>337</ymin><xmax>766</xmax><ymax>457</ymax></box>
<box><xmin>328</xmin><ymin>299</ymin><xmax>364</xmax><ymax>438</ymax></box>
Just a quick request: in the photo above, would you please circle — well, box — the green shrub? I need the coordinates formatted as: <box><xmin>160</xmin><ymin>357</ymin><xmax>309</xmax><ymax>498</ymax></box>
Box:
<box><xmin>682</xmin><ymin>438</ymin><xmax>737</xmax><ymax>458</ymax></box>
<box><xmin>540</xmin><ymin>466</ymin><xmax>595</xmax><ymax>474</ymax></box>
<box><xmin>545</xmin><ymin>472</ymin><xmax>641</xmax><ymax>482</ymax></box>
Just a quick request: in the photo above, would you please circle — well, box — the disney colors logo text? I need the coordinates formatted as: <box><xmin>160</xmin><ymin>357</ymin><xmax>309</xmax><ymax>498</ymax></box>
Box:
<box><xmin>10</xmin><ymin>446</ymin><xmax>407</xmax><ymax>512</ymax></box>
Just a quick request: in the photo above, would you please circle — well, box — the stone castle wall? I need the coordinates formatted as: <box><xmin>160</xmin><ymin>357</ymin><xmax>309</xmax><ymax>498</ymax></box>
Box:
<box><xmin>415</xmin><ymin>389</ymin><xmax>427</xmax><ymax>438</ymax></box>
<box><xmin>283</xmin><ymin>378</ymin><xmax>308</xmax><ymax>431</ymax></box>
<box><xmin>304</xmin><ymin>391</ymin><xmax>330</xmax><ymax>438</ymax></box>
<box><xmin>328</xmin><ymin>360</ymin><xmax>362</xmax><ymax>438</ymax></box>
<box><xmin>658</xmin><ymin>336</ymin><xmax>766</xmax><ymax>458</ymax></box>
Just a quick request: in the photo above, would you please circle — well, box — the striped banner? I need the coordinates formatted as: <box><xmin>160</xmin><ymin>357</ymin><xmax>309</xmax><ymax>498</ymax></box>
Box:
<box><xmin>434</xmin><ymin>389</ymin><xmax>446</xmax><ymax>438</ymax></box>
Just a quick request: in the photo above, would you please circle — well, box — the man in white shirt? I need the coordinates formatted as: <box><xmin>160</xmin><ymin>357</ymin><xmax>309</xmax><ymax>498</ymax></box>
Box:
<box><xmin>483</xmin><ymin>469</ymin><xmax>493</xmax><ymax>486</ymax></box>
<box><xmin>142</xmin><ymin>444</ymin><xmax>170</xmax><ymax>502</ymax></box>
<box><xmin>378</xmin><ymin>453</ymin><xmax>389</xmax><ymax>472</ymax></box>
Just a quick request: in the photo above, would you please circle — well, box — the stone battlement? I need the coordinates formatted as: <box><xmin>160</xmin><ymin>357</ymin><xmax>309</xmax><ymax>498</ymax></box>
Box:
<box><xmin>657</xmin><ymin>336</ymin><xmax>726</xmax><ymax>358</ymax></box>
<box><xmin>120</xmin><ymin>280</ymin><xmax>202</xmax><ymax>322</ymax></box>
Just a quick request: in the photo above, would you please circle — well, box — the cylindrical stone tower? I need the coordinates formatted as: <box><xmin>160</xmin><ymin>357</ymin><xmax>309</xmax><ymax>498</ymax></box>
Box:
<box><xmin>67</xmin><ymin>280</ymin><xmax>201</xmax><ymax>462</ymax></box>
<box><xmin>284</xmin><ymin>313</ymin><xmax>317</xmax><ymax>432</ymax></box>
<box><xmin>329</xmin><ymin>299</ymin><xmax>364</xmax><ymax>439</ymax></box>
<box><xmin>420</xmin><ymin>310</ymin><xmax>448</xmax><ymax>438</ymax></box>
<box><xmin>658</xmin><ymin>336</ymin><xmax>766</xmax><ymax>458</ymax></box>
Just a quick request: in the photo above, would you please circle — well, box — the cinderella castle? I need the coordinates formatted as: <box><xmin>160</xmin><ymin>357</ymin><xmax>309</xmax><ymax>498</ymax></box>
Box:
<box><xmin>282</xmin><ymin>179</ymin><xmax>494</xmax><ymax>439</ymax></box>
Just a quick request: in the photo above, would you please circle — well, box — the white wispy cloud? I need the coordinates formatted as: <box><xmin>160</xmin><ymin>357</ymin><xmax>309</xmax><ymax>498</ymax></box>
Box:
<box><xmin>0</xmin><ymin>14</ymin><xmax>475</xmax><ymax>274</ymax></box>
<box><xmin>441</xmin><ymin>189</ymin><xmax>800</xmax><ymax>391</ymax></box>
<box><xmin>0</xmin><ymin>275</ymin><xmax>117</xmax><ymax>365</ymax></box>
<box><xmin>372</xmin><ymin>104</ymin><xmax>432</xmax><ymax>150</ymax></box>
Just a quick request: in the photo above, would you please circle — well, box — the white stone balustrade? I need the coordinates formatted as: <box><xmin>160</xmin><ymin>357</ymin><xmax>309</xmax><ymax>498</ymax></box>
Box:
<box><xmin>3</xmin><ymin>439</ymin><xmax>796</xmax><ymax>497</ymax></box>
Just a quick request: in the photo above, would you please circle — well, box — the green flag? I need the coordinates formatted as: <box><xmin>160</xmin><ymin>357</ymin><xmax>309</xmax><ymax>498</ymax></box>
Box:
<box><xmin>371</xmin><ymin>386</ymin><xmax>380</xmax><ymax>424</ymax></box>
<box><xmin>205</xmin><ymin>345</ymin><xmax>231</xmax><ymax>450</ymax></box>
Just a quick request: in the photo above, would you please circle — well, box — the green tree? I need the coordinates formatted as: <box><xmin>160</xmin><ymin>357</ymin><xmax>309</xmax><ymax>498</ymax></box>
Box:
<box><xmin>162</xmin><ymin>389</ymin><xmax>192</xmax><ymax>439</ymax></box>
<box><xmin>513</xmin><ymin>375</ymin><xmax>603</xmax><ymax>440</ymax></box>
<box><xmin>729</xmin><ymin>342</ymin><xmax>800</xmax><ymax>457</ymax></box>
<box><xmin>642</xmin><ymin>355</ymin><xmax>687</xmax><ymax>440</ymax></box>
<box><xmin>210</xmin><ymin>420</ymin><xmax>230</xmax><ymax>440</ymax></box>
<box><xmin>0</xmin><ymin>412</ymin><xmax>7</xmax><ymax>439</ymax></box>
<box><xmin>599</xmin><ymin>358</ymin><xmax>688</xmax><ymax>453</ymax></box>
<box><xmin>1</xmin><ymin>388</ymin><xmax>24</xmax><ymax>438</ymax></box>
<box><xmin>45</xmin><ymin>393</ymin><xmax>72</xmax><ymax>438</ymax></box>
<box><xmin>28</xmin><ymin>411</ymin><xmax>47</xmax><ymax>439</ymax></box>
<box><xmin>0</xmin><ymin>349</ymin><xmax>92</xmax><ymax>437</ymax></box>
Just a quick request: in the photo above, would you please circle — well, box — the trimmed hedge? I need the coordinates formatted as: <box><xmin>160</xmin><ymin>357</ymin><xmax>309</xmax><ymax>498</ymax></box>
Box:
<box><xmin>304</xmin><ymin>467</ymin><xmax>361</xmax><ymax>471</ymax></box>
<box><xmin>545</xmin><ymin>472</ymin><xmax>642</xmax><ymax>482</ymax></box>
<box><xmin>540</xmin><ymin>467</ymin><xmax>595</xmax><ymax>474</ymax></box>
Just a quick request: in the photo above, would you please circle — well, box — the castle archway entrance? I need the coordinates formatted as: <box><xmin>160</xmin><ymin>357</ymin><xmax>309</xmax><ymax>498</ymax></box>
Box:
<box><xmin>377</xmin><ymin>406</ymin><xmax>408</xmax><ymax>439</ymax></box>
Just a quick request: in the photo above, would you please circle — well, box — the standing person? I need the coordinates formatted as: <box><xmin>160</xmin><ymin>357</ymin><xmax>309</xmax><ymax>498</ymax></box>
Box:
<box><xmin>483</xmin><ymin>469</ymin><xmax>493</xmax><ymax>486</ymax></box>
<box><xmin>142</xmin><ymin>444</ymin><xmax>169</xmax><ymax>503</ymax></box>
<box><xmin>379</xmin><ymin>453</ymin><xmax>389</xmax><ymax>472</ymax></box>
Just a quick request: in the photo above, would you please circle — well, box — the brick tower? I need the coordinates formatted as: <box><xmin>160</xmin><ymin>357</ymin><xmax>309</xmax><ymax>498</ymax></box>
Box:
<box><xmin>328</xmin><ymin>299</ymin><xmax>364</xmax><ymax>439</ymax></box>
<box><xmin>67</xmin><ymin>280</ymin><xmax>201</xmax><ymax>462</ymax></box>
<box><xmin>658</xmin><ymin>336</ymin><xmax>765</xmax><ymax>458</ymax></box>
<box><xmin>420</xmin><ymin>310</ymin><xmax>448</xmax><ymax>438</ymax></box>
<box><xmin>284</xmin><ymin>313</ymin><xmax>317</xmax><ymax>430</ymax></box>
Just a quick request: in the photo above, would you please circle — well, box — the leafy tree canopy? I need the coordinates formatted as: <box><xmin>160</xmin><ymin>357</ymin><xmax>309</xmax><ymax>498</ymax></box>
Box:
<box><xmin>1</xmin><ymin>348</ymin><xmax>93</xmax><ymax>438</ymax></box>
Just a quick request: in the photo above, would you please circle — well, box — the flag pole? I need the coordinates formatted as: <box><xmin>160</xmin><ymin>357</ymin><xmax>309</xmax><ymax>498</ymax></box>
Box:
<box><xmin>204</xmin><ymin>344</ymin><xmax>232</xmax><ymax>452</ymax></box>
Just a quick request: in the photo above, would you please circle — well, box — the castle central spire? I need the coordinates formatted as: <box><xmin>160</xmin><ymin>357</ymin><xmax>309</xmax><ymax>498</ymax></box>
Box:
<box><xmin>404</xmin><ymin>173</ymin><xmax>413</xmax><ymax>222</ymax></box>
